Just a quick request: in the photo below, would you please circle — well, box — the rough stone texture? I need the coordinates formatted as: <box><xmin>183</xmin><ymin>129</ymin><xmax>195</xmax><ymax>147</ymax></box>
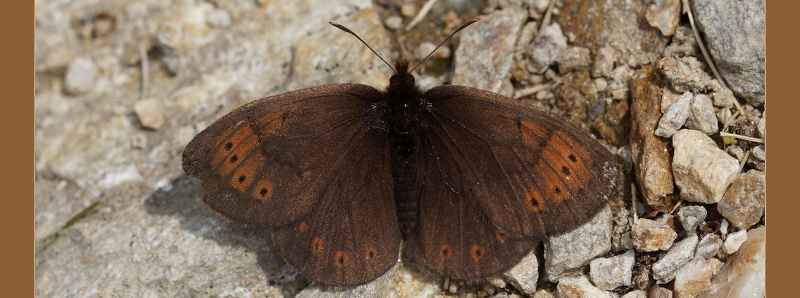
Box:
<box><xmin>718</xmin><ymin>170</ymin><xmax>766</xmax><ymax>229</ymax></box>
<box><xmin>655</xmin><ymin>92</ymin><xmax>692</xmax><ymax>138</ymax></box>
<box><xmin>558</xmin><ymin>0</ymin><xmax>667</xmax><ymax>67</ymax></box>
<box><xmin>723</xmin><ymin>230</ymin><xmax>748</xmax><ymax>255</ymax></box>
<box><xmin>645</xmin><ymin>0</ymin><xmax>681</xmax><ymax>36</ymax></box>
<box><xmin>134</xmin><ymin>98</ymin><xmax>166</xmax><ymax>130</ymax></box>
<box><xmin>699</xmin><ymin>227</ymin><xmax>765</xmax><ymax>298</ymax></box>
<box><xmin>632</xmin><ymin>218</ymin><xmax>677</xmax><ymax>252</ymax></box>
<box><xmin>677</xmin><ymin>206</ymin><xmax>707</xmax><ymax>234</ymax></box>
<box><xmin>593</xmin><ymin>46</ymin><xmax>619</xmax><ymax>78</ymax></box>
<box><xmin>696</xmin><ymin>234</ymin><xmax>722</xmax><ymax>259</ymax></box>
<box><xmin>674</xmin><ymin>257</ymin><xmax>723</xmax><ymax>298</ymax></box>
<box><xmin>672</xmin><ymin>129</ymin><xmax>740</xmax><ymax>203</ymax></box>
<box><xmin>649</xmin><ymin>286</ymin><xmax>674</xmax><ymax>298</ymax></box>
<box><xmin>686</xmin><ymin>94</ymin><xmax>718</xmax><ymax>135</ymax></box>
<box><xmin>658</xmin><ymin>56</ymin><xmax>713</xmax><ymax>93</ymax></box>
<box><xmin>296</xmin><ymin>264</ymin><xmax>439</xmax><ymax>298</ymax></box>
<box><xmin>529</xmin><ymin>23</ymin><xmax>567</xmax><ymax>73</ymax></box>
<box><xmin>545</xmin><ymin>207</ymin><xmax>612</xmax><ymax>281</ymax></box>
<box><xmin>64</xmin><ymin>57</ymin><xmax>97</xmax><ymax>95</ymax></box>
<box><xmin>691</xmin><ymin>0</ymin><xmax>765</xmax><ymax>102</ymax></box>
<box><xmin>453</xmin><ymin>8</ymin><xmax>526</xmax><ymax>97</ymax></box>
<box><xmin>556</xmin><ymin>274</ymin><xmax>616</xmax><ymax>298</ymax></box>
<box><xmin>589</xmin><ymin>250</ymin><xmax>635</xmax><ymax>290</ymax></box>
<box><xmin>621</xmin><ymin>290</ymin><xmax>647</xmax><ymax>298</ymax></box>
<box><xmin>532</xmin><ymin>289</ymin><xmax>555</xmax><ymax>298</ymax></box>
<box><xmin>629</xmin><ymin>69</ymin><xmax>675</xmax><ymax>210</ymax></box>
<box><xmin>652</xmin><ymin>234</ymin><xmax>699</xmax><ymax>284</ymax></box>
<box><xmin>558</xmin><ymin>46</ymin><xmax>592</xmax><ymax>73</ymax></box>
<box><xmin>504</xmin><ymin>250</ymin><xmax>539</xmax><ymax>295</ymax></box>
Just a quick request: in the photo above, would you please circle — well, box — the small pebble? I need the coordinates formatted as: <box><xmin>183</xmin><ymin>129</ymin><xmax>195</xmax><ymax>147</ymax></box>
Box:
<box><xmin>711</xmin><ymin>81</ymin><xmax>737</xmax><ymax>107</ymax></box>
<box><xmin>716</xmin><ymin>107</ymin><xmax>734</xmax><ymax>127</ymax></box>
<box><xmin>648</xmin><ymin>286</ymin><xmax>673</xmax><ymax>298</ymax></box>
<box><xmin>645</xmin><ymin>0</ymin><xmax>681</xmax><ymax>36</ymax></box>
<box><xmin>64</xmin><ymin>57</ymin><xmax>97</xmax><ymax>95</ymax></box>
<box><xmin>718</xmin><ymin>170</ymin><xmax>765</xmax><ymax>229</ymax></box>
<box><xmin>401</xmin><ymin>3</ymin><xmax>416</xmax><ymax>17</ymax></box>
<box><xmin>557</xmin><ymin>46</ymin><xmax>591</xmax><ymax>73</ymax></box>
<box><xmin>672</xmin><ymin>129</ymin><xmax>740</xmax><ymax>203</ymax></box>
<box><xmin>594</xmin><ymin>78</ymin><xmax>608</xmax><ymax>92</ymax></box>
<box><xmin>674</xmin><ymin>257</ymin><xmax>723</xmax><ymax>298</ymax></box>
<box><xmin>632</xmin><ymin>218</ymin><xmax>677</xmax><ymax>252</ymax></box>
<box><xmin>752</xmin><ymin>145</ymin><xmax>766</xmax><ymax>161</ymax></box>
<box><xmin>677</xmin><ymin>206</ymin><xmax>707</xmax><ymax>234</ymax></box>
<box><xmin>660</xmin><ymin>89</ymin><xmax>682</xmax><ymax>113</ymax></box>
<box><xmin>487</xmin><ymin>277</ymin><xmax>506</xmax><ymax>289</ymax></box>
<box><xmin>655</xmin><ymin>92</ymin><xmax>692</xmax><ymax>137</ymax></box>
<box><xmin>589</xmin><ymin>250</ymin><xmax>635</xmax><ymax>290</ymax></box>
<box><xmin>686</xmin><ymin>94</ymin><xmax>719</xmax><ymax>134</ymax></box>
<box><xmin>726</xmin><ymin>145</ymin><xmax>745</xmax><ymax>160</ymax></box>
<box><xmin>723</xmin><ymin>230</ymin><xmax>748</xmax><ymax>254</ymax></box>
<box><xmin>503</xmin><ymin>251</ymin><xmax>538</xmax><ymax>294</ymax></box>
<box><xmin>134</xmin><ymin>98</ymin><xmax>166</xmax><ymax>130</ymax></box>
<box><xmin>384</xmin><ymin>16</ymin><xmax>403</xmax><ymax>31</ymax></box>
<box><xmin>757</xmin><ymin>111</ymin><xmax>766</xmax><ymax>138</ymax></box>
<box><xmin>720</xmin><ymin>219</ymin><xmax>729</xmax><ymax>237</ymax></box>
<box><xmin>206</xmin><ymin>8</ymin><xmax>231</xmax><ymax>28</ymax></box>
<box><xmin>621</xmin><ymin>290</ymin><xmax>647</xmax><ymax>298</ymax></box>
<box><xmin>532</xmin><ymin>289</ymin><xmax>554</xmax><ymax>298</ymax></box>
<box><xmin>556</xmin><ymin>275</ymin><xmax>616</xmax><ymax>298</ymax></box>
<box><xmin>592</xmin><ymin>46</ymin><xmax>618</xmax><ymax>78</ymax></box>
<box><xmin>530</xmin><ymin>0</ymin><xmax>550</xmax><ymax>13</ymax></box>
<box><xmin>696</xmin><ymin>233</ymin><xmax>723</xmax><ymax>258</ymax></box>
<box><xmin>652</xmin><ymin>234</ymin><xmax>699</xmax><ymax>283</ymax></box>
<box><xmin>530</xmin><ymin>24</ymin><xmax>567</xmax><ymax>72</ymax></box>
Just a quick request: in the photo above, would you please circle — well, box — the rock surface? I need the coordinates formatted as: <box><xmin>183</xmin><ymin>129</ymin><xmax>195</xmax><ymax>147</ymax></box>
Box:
<box><xmin>691</xmin><ymin>0</ymin><xmax>765</xmax><ymax>101</ymax></box>
<box><xmin>677</xmin><ymin>206</ymin><xmax>707</xmax><ymax>234</ymax></box>
<box><xmin>674</xmin><ymin>257</ymin><xmax>723</xmax><ymax>298</ymax></box>
<box><xmin>652</xmin><ymin>234</ymin><xmax>698</xmax><ymax>284</ymax></box>
<box><xmin>545</xmin><ymin>207</ymin><xmax>612</xmax><ymax>281</ymax></box>
<box><xmin>589</xmin><ymin>250</ymin><xmax>635</xmax><ymax>290</ymax></box>
<box><xmin>556</xmin><ymin>274</ymin><xmax>616</xmax><ymax>298</ymax></box>
<box><xmin>453</xmin><ymin>8</ymin><xmax>526</xmax><ymax>97</ymax></box>
<box><xmin>504</xmin><ymin>250</ymin><xmax>539</xmax><ymax>295</ymax></box>
<box><xmin>64</xmin><ymin>57</ymin><xmax>97</xmax><ymax>95</ymax></box>
<box><xmin>699</xmin><ymin>227</ymin><xmax>765</xmax><ymax>298</ymax></box>
<box><xmin>723</xmin><ymin>230</ymin><xmax>748</xmax><ymax>255</ymax></box>
<box><xmin>629</xmin><ymin>68</ymin><xmax>675</xmax><ymax>210</ymax></box>
<box><xmin>529</xmin><ymin>23</ymin><xmax>567</xmax><ymax>73</ymax></box>
<box><xmin>686</xmin><ymin>94</ymin><xmax>718</xmax><ymax>135</ymax></box>
<box><xmin>718</xmin><ymin>170</ymin><xmax>766</xmax><ymax>229</ymax></box>
<box><xmin>632</xmin><ymin>218</ymin><xmax>677</xmax><ymax>252</ymax></box>
<box><xmin>672</xmin><ymin>129</ymin><xmax>740</xmax><ymax>203</ymax></box>
<box><xmin>655</xmin><ymin>92</ymin><xmax>692</xmax><ymax>137</ymax></box>
<box><xmin>696</xmin><ymin>234</ymin><xmax>722</xmax><ymax>259</ymax></box>
<box><xmin>645</xmin><ymin>0</ymin><xmax>681</xmax><ymax>36</ymax></box>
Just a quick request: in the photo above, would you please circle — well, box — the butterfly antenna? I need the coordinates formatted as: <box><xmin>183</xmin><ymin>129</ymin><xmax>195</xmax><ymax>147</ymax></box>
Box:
<box><xmin>408</xmin><ymin>17</ymin><xmax>480</xmax><ymax>73</ymax></box>
<box><xmin>329</xmin><ymin>21</ymin><xmax>397</xmax><ymax>73</ymax></box>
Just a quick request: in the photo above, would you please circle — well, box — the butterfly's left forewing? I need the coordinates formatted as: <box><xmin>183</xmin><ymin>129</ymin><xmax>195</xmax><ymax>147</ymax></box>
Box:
<box><xmin>405</xmin><ymin>86</ymin><xmax>620</xmax><ymax>279</ymax></box>
<box><xmin>183</xmin><ymin>84</ymin><xmax>386</xmax><ymax>227</ymax></box>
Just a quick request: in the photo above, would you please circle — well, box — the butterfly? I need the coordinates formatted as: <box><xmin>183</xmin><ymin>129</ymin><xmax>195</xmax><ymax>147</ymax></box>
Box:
<box><xmin>182</xmin><ymin>19</ymin><xmax>620</xmax><ymax>286</ymax></box>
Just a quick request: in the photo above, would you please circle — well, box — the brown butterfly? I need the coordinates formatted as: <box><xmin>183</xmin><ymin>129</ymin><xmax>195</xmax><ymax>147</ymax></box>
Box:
<box><xmin>182</xmin><ymin>19</ymin><xmax>620</xmax><ymax>286</ymax></box>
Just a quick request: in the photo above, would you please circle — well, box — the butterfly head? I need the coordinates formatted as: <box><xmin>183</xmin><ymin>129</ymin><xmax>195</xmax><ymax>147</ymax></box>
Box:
<box><xmin>388</xmin><ymin>59</ymin><xmax>416</xmax><ymax>94</ymax></box>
